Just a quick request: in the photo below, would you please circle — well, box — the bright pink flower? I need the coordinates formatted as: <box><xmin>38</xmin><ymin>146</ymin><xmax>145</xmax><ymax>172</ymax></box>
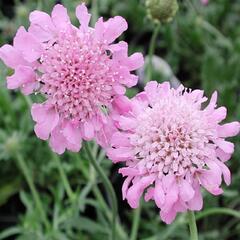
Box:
<box><xmin>107</xmin><ymin>81</ymin><xmax>239</xmax><ymax>224</ymax></box>
<box><xmin>0</xmin><ymin>4</ymin><xmax>144</xmax><ymax>154</ymax></box>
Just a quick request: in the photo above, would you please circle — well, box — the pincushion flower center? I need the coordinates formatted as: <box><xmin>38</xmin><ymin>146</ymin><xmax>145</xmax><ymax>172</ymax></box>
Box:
<box><xmin>38</xmin><ymin>28</ymin><xmax>115</xmax><ymax>122</ymax></box>
<box><xmin>130</xmin><ymin>95</ymin><xmax>213</xmax><ymax>177</ymax></box>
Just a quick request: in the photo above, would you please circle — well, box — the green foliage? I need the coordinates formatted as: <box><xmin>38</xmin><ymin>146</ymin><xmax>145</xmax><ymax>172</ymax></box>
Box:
<box><xmin>0</xmin><ymin>0</ymin><xmax>239</xmax><ymax>239</ymax></box>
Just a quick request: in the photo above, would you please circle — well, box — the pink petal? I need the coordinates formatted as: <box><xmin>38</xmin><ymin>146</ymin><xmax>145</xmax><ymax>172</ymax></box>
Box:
<box><xmin>94</xmin><ymin>17</ymin><xmax>104</xmax><ymax>40</ymax></box>
<box><xmin>217</xmin><ymin>122</ymin><xmax>240</xmax><ymax>138</ymax></box>
<box><xmin>187</xmin><ymin>181</ymin><xmax>203</xmax><ymax>211</ymax></box>
<box><xmin>145</xmin><ymin>187</ymin><xmax>154</xmax><ymax>201</ymax></box>
<box><xmin>112</xmin><ymin>95</ymin><xmax>132</xmax><ymax>114</ymax></box>
<box><xmin>162</xmin><ymin>174</ymin><xmax>175</xmax><ymax>192</ymax></box>
<box><xmin>162</xmin><ymin>177</ymin><xmax>178</xmax><ymax>213</ymax></box>
<box><xmin>31</xmin><ymin>103</ymin><xmax>48</xmax><ymax>122</ymax></box>
<box><xmin>154</xmin><ymin>179</ymin><xmax>165</xmax><ymax>208</ymax></box>
<box><xmin>144</xmin><ymin>81</ymin><xmax>158</xmax><ymax>96</ymax></box>
<box><xmin>49</xmin><ymin>125</ymin><xmax>67</xmax><ymax>154</ymax></box>
<box><xmin>210</xmin><ymin>107</ymin><xmax>227</xmax><ymax>123</ymax></box>
<box><xmin>111</xmin><ymin>132</ymin><xmax>130</xmax><ymax>147</ymax></box>
<box><xmin>126</xmin><ymin>175</ymin><xmax>155</xmax><ymax>208</ymax></box>
<box><xmin>189</xmin><ymin>89</ymin><xmax>204</xmax><ymax>102</ymax></box>
<box><xmin>104</xmin><ymin>16</ymin><xmax>127</xmax><ymax>43</ymax></box>
<box><xmin>110</xmin><ymin>41</ymin><xmax>143</xmax><ymax>71</ymax></box>
<box><xmin>14</xmin><ymin>26</ymin><xmax>42</xmax><ymax>62</ymax></box>
<box><xmin>83</xmin><ymin>121</ymin><xmax>94</xmax><ymax>140</ymax></box>
<box><xmin>119</xmin><ymin>167</ymin><xmax>140</xmax><ymax>177</ymax></box>
<box><xmin>127</xmin><ymin>53</ymin><xmax>144</xmax><ymax>71</ymax></box>
<box><xmin>29</xmin><ymin>10</ymin><xmax>55</xmax><ymax>42</ymax></box>
<box><xmin>179</xmin><ymin>179</ymin><xmax>195</xmax><ymax>202</ymax></box>
<box><xmin>119</xmin><ymin>116</ymin><xmax>137</xmax><ymax>130</ymax></box>
<box><xmin>160</xmin><ymin>209</ymin><xmax>177</xmax><ymax>224</ymax></box>
<box><xmin>50</xmin><ymin>123</ymin><xmax>82</xmax><ymax>154</ymax></box>
<box><xmin>215</xmin><ymin>139</ymin><xmax>234</xmax><ymax>154</ymax></box>
<box><xmin>51</xmin><ymin>4</ymin><xmax>70</xmax><ymax>30</ymax></box>
<box><xmin>199</xmin><ymin>170</ymin><xmax>223</xmax><ymax>195</ymax></box>
<box><xmin>7</xmin><ymin>65</ymin><xmax>36</xmax><ymax>93</ymax></box>
<box><xmin>215</xmin><ymin>160</ymin><xmax>231</xmax><ymax>185</ymax></box>
<box><xmin>63</xmin><ymin>121</ymin><xmax>82</xmax><ymax>146</ymax></box>
<box><xmin>216</xmin><ymin>148</ymin><xmax>231</xmax><ymax>162</ymax></box>
<box><xmin>76</xmin><ymin>3</ymin><xmax>91</xmax><ymax>31</ymax></box>
<box><xmin>95</xmin><ymin>117</ymin><xmax>116</xmax><ymax>148</ymax></box>
<box><xmin>31</xmin><ymin>104</ymin><xmax>59</xmax><ymax>140</ymax></box>
<box><xmin>107</xmin><ymin>147</ymin><xmax>133</xmax><ymax>163</ymax></box>
<box><xmin>113</xmin><ymin>84</ymin><xmax>126</xmax><ymax>94</ymax></box>
<box><xmin>125</xmin><ymin>74</ymin><xmax>138</xmax><ymax>88</ymax></box>
<box><xmin>108</xmin><ymin>41</ymin><xmax>126</xmax><ymax>53</ymax></box>
<box><xmin>122</xmin><ymin>176</ymin><xmax>133</xmax><ymax>200</ymax></box>
<box><xmin>205</xmin><ymin>91</ymin><xmax>217</xmax><ymax>112</ymax></box>
<box><xmin>21</xmin><ymin>81</ymin><xmax>37</xmax><ymax>95</ymax></box>
<box><xmin>95</xmin><ymin>16</ymin><xmax>128</xmax><ymax>43</ymax></box>
<box><xmin>0</xmin><ymin>44</ymin><xmax>26</xmax><ymax>68</ymax></box>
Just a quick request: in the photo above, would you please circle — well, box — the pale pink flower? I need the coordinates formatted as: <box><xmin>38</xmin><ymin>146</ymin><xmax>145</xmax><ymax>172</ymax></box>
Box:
<box><xmin>107</xmin><ymin>81</ymin><xmax>239</xmax><ymax>224</ymax></box>
<box><xmin>0</xmin><ymin>4</ymin><xmax>143</xmax><ymax>154</ymax></box>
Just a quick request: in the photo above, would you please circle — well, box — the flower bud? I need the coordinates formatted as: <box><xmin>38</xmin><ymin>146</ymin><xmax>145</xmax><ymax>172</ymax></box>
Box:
<box><xmin>146</xmin><ymin>0</ymin><xmax>179</xmax><ymax>23</ymax></box>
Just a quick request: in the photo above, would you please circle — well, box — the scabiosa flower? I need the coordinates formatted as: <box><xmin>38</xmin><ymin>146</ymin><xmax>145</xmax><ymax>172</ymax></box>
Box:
<box><xmin>0</xmin><ymin>4</ymin><xmax>144</xmax><ymax>154</ymax></box>
<box><xmin>107</xmin><ymin>81</ymin><xmax>239</xmax><ymax>224</ymax></box>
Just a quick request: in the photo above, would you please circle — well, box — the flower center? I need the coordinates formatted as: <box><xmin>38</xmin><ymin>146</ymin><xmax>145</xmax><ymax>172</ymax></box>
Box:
<box><xmin>38</xmin><ymin>28</ymin><xmax>116</xmax><ymax>122</ymax></box>
<box><xmin>130</xmin><ymin>93</ymin><xmax>215</xmax><ymax>177</ymax></box>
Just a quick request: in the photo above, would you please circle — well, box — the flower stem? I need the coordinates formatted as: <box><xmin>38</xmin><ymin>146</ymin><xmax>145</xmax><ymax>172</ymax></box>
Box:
<box><xmin>146</xmin><ymin>23</ymin><xmax>160</xmax><ymax>83</ymax></box>
<box><xmin>196</xmin><ymin>207</ymin><xmax>240</xmax><ymax>220</ymax></box>
<box><xmin>130</xmin><ymin>204</ymin><xmax>141</xmax><ymax>240</ymax></box>
<box><xmin>52</xmin><ymin>153</ymin><xmax>75</xmax><ymax>203</ymax></box>
<box><xmin>187</xmin><ymin>211</ymin><xmax>198</xmax><ymax>240</ymax></box>
<box><xmin>84</xmin><ymin>142</ymin><xmax>118</xmax><ymax>240</ymax></box>
<box><xmin>16</xmin><ymin>154</ymin><xmax>50</xmax><ymax>230</ymax></box>
<box><xmin>186</xmin><ymin>0</ymin><xmax>232</xmax><ymax>49</ymax></box>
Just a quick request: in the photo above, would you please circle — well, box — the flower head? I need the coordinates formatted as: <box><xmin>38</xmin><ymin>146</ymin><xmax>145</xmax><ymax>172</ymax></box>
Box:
<box><xmin>146</xmin><ymin>0</ymin><xmax>179</xmax><ymax>23</ymax></box>
<box><xmin>107</xmin><ymin>81</ymin><xmax>239</xmax><ymax>224</ymax></box>
<box><xmin>0</xmin><ymin>4</ymin><xmax>143</xmax><ymax>154</ymax></box>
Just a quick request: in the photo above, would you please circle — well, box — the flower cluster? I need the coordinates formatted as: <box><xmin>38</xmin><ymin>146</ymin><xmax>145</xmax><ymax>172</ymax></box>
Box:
<box><xmin>107</xmin><ymin>81</ymin><xmax>239</xmax><ymax>223</ymax></box>
<box><xmin>0</xmin><ymin>2</ymin><xmax>239</xmax><ymax>226</ymax></box>
<box><xmin>0</xmin><ymin>3</ymin><xmax>143</xmax><ymax>154</ymax></box>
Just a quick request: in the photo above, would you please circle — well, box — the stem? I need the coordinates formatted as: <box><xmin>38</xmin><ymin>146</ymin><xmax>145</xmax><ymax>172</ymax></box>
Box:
<box><xmin>16</xmin><ymin>154</ymin><xmax>50</xmax><ymax>230</ymax></box>
<box><xmin>146</xmin><ymin>23</ymin><xmax>160</xmax><ymax>83</ymax></box>
<box><xmin>52</xmin><ymin>153</ymin><xmax>75</xmax><ymax>203</ymax></box>
<box><xmin>186</xmin><ymin>0</ymin><xmax>200</xmax><ymax>15</ymax></box>
<box><xmin>84</xmin><ymin>142</ymin><xmax>118</xmax><ymax>240</ymax></box>
<box><xmin>130</xmin><ymin>205</ymin><xmax>141</xmax><ymax>240</ymax></box>
<box><xmin>197</xmin><ymin>18</ymin><xmax>232</xmax><ymax>49</ymax></box>
<box><xmin>187</xmin><ymin>211</ymin><xmax>198</xmax><ymax>240</ymax></box>
<box><xmin>196</xmin><ymin>208</ymin><xmax>240</xmax><ymax>221</ymax></box>
<box><xmin>76</xmin><ymin>152</ymin><xmax>127</xmax><ymax>239</ymax></box>
<box><xmin>186</xmin><ymin>0</ymin><xmax>232</xmax><ymax>49</ymax></box>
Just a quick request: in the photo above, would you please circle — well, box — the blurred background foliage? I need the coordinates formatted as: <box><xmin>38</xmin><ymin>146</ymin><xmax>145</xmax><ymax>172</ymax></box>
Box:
<box><xmin>0</xmin><ymin>0</ymin><xmax>239</xmax><ymax>239</ymax></box>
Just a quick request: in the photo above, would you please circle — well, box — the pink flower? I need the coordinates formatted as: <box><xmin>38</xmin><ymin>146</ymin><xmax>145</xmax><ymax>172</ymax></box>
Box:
<box><xmin>0</xmin><ymin>4</ymin><xmax>144</xmax><ymax>154</ymax></box>
<box><xmin>107</xmin><ymin>81</ymin><xmax>239</xmax><ymax>224</ymax></box>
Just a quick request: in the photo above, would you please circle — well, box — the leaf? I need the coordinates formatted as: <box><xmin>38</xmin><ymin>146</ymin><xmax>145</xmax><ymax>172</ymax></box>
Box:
<box><xmin>0</xmin><ymin>177</ymin><xmax>21</xmax><ymax>206</ymax></box>
<box><xmin>0</xmin><ymin>226</ymin><xmax>21</xmax><ymax>240</ymax></box>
